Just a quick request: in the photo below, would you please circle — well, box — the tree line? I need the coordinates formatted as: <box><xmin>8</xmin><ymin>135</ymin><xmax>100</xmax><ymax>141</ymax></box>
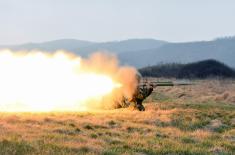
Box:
<box><xmin>139</xmin><ymin>59</ymin><xmax>235</xmax><ymax>79</ymax></box>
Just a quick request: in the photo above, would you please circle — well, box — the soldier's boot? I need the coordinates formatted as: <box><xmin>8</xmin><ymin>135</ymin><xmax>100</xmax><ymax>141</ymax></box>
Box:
<box><xmin>137</xmin><ymin>104</ymin><xmax>145</xmax><ymax>111</ymax></box>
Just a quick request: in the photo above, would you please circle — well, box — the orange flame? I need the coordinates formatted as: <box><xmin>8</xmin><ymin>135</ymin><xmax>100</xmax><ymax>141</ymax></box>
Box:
<box><xmin>0</xmin><ymin>50</ymin><xmax>135</xmax><ymax>112</ymax></box>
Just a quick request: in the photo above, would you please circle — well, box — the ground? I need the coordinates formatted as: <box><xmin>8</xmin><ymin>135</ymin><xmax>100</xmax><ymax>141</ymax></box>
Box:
<box><xmin>0</xmin><ymin>79</ymin><xmax>234</xmax><ymax>155</ymax></box>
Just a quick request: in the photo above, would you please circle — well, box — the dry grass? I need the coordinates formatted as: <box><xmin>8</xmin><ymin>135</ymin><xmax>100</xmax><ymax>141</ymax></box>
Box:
<box><xmin>0</xmin><ymin>79</ymin><xmax>235</xmax><ymax>155</ymax></box>
<box><xmin>146</xmin><ymin>79</ymin><xmax>235</xmax><ymax>104</ymax></box>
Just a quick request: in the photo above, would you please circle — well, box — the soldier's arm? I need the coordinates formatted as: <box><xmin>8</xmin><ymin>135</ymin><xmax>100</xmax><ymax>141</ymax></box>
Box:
<box><xmin>146</xmin><ymin>87</ymin><xmax>153</xmax><ymax>97</ymax></box>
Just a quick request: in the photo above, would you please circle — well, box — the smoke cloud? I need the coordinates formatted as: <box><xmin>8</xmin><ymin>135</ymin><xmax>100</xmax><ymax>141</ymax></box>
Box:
<box><xmin>0</xmin><ymin>49</ymin><xmax>137</xmax><ymax>112</ymax></box>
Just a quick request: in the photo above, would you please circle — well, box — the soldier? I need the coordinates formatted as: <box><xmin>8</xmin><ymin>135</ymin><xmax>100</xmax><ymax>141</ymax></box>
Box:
<box><xmin>114</xmin><ymin>72</ymin><xmax>154</xmax><ymax>111</ymax></box>
<box><xmin>127</xmin><ymin>73</ymin><xmax>153</xmax><ymax>111</ymax></box>
<box><xmin>130</xmin><ymin>83</ymin><xmax>153</xmax><ymax>111</ymax></box>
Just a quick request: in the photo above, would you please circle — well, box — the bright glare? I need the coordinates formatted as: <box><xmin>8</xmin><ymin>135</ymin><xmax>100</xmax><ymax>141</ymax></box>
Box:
<box><xmin>0</xmin><ymin>50</ymin><xmax>121</xmax><ymax>112</ymax></box>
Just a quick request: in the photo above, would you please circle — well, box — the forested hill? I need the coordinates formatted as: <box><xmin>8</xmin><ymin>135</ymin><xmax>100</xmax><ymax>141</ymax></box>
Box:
<box><xmin>139</xmin><ymin>59</ymin><xmax>235</xmax><ymax>79</ymax></box>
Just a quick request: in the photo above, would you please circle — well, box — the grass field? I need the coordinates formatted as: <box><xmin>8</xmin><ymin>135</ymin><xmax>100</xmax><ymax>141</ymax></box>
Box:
<box><xmin>0</xmin><ymin>79</ymin><xmax>234</xmax><ymax>155</ymax></box>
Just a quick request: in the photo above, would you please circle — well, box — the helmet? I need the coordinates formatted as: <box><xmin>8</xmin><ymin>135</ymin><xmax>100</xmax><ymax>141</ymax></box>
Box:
<box><xmin>136</xmin><ymin>71</ymin><xmax>142</xmax><ymax>83</ymax></box>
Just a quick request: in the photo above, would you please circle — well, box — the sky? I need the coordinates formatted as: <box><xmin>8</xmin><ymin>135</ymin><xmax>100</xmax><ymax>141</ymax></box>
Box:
<box><xmin>1</xmin><ymin>0</ymin><xmax>235</xmax><ymax>44</ymax></box>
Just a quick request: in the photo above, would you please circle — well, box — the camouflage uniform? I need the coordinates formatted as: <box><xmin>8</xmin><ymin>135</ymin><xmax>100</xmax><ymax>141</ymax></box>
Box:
<box><xmin>115</xmin><ymin>72</ymin><xmax>154</xmax><ymax>111</ymax></box>
<box><xmin>130</xmin><ymin>85</ymin><xmax>153</xmax><ymax>111</ymax></box>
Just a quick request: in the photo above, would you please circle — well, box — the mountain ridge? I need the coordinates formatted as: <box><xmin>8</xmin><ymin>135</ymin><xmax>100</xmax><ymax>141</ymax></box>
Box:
<box><xmin>0</xmin><ymin>37</ymin><xmax>234</xmax><ymax>68</ymax></box>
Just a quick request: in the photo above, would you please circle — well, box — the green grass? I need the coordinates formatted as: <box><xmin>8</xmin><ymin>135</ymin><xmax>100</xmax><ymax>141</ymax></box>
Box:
<box><xmin>144</xmin><ymin>92</ymin><xmax>172</xmax><ymax>103</ymax></box>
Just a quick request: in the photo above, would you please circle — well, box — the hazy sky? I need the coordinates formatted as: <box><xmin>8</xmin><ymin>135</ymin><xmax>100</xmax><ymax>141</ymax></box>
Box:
<box><xmin>1</xmin><ymin>0</ymin><xmax>235</xmax><ymax>44</ymax></box>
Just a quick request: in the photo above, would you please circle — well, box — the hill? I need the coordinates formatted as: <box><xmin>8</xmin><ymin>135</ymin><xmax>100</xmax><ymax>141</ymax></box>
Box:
<box><xmin>0</xmin><ymin>39</ymin><xmax>95</xmax><ymax>52</ymax></box>
<box><xmin>139</xmin><ymin>59</ymin><xmax>235</xmax><ymax>79</ymax></box>
<box><xmin>1</xmin><ymin>37</ymin><xmax>235</xmax><ymax>68</ymax></box>
<box><xmin>119</xmin><ymin>37</ymin><xmax>235</xmax><ymax>68</ymax></box>
<box><xmin>0</xmin><ymin>39</ymin><xmax>166</xmax><ymax>57</ymax></box>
